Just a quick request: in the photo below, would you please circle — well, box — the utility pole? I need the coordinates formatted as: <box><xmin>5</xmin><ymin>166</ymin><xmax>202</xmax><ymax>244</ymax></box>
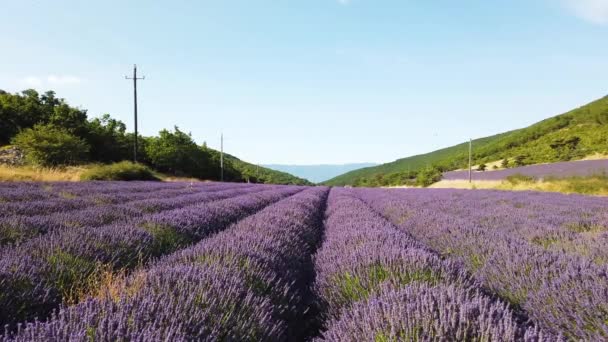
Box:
<box><xmin>469</xmin><ymin>138</ymin><xmax>473</xmax><ymax>183</ymax></box>
<box><xmin>220</xmin><ymin>133</ymin><xmax>224</xmax><ymax>182</ymax></box>
<box><xmin>125</xmin><ymin>64</ymin><xmax>145</xmax><ymax>162</ymax></box>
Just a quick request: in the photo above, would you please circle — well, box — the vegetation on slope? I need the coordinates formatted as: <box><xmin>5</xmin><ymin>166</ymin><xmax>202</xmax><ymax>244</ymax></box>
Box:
<box><xmin>499</xmin><ymin>174</ymin><xmax>608</xmax><ymax>196</ymax></box>
<box><xmin>431</xmin><ymin>173</ymin><xmax>608</xmax><ymax>197</ymax></box>
<box><xmin>80</xmin><ymin>161</ymin><xmax>159</xmax><ymax>181</ymax></box>
<box><xmin>0</xmin><ymin>89</ymin><xmax>310</xmax><ymax>185</ymax></box>
<box><xmin>325</xmin><ymin>95</ymin><xmax>608</xmax><ymax>187</ymax></box>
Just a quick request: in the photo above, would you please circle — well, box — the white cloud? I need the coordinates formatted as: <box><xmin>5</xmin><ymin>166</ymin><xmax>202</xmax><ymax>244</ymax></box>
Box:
<box><xmin>563</xmin><ymin>0</ymin><xmax>608</xmax><ymax>25</ymax></box>
<box><xmin>47</xmin><ymin>75</ymin><xmax>81</xmax><ymax>85</ymax></box>
<box><xmin>20</xmin><ymin>76</ymin><xmax>43</xmax><ymax>87</ymax></box>
<box><xmin>18</xmin><ymin>75</ymin><xmax>82</xmax><ymax>88</ymax></box>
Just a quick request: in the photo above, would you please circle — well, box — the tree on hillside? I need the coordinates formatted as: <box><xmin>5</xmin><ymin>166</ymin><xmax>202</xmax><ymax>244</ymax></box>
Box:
<box><xmin>550</xmin><ymin>136</ymin><xmax>581</xmax><ymax>161</ymax></box>
<box><xmin>513</xmin><ymin>155</ymin><xmax>527</xmax><ymax>167</ymax></box>
<box><xmin>593</xmin><ymin>108</ymin><xmax>608</xmax><ymax>125</ymax></box>
<box><xmin>12</xmin><ymin>124</ymin><xmax>90</xmax><ymax>166</ymax></box>
<box><xmin>0</xmin><ymin>89</ymin><xmax>88</xmax><ymax>144</ymax></box>
<box><xmin>87</xmin><ymin>114</ymin><xmax>131</xmax><ymax>162</ymax></box>
<box><xmin>477</xmin><ymin>163</ymin><xmax>487</xmax><ymax>171</ymax></box>
<box><xmin>145</xmin><ymin>126</ymin><xmax>215</xmax><ymax>178</ymax></box>
<box><xmin>48</xmin><ymin>100</ymin><xmax>88</xmax><ymax>137</ymax></box>
<box><xmin>416</xmin><ymin>166</ymin><xmax>442</xmax><ymax>187</ymax></box>
<box><xmin>0</xmin><ymin>90</ymin><xmax>45</xmax><ymax>144</ymax></box>
<box><xmin>0</xmin><ymin>89</ymin><xmax>308</xmax><ymax>184</ymax></box>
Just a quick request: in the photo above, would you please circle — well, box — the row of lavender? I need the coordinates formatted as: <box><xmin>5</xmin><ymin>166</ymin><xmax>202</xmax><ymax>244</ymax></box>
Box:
<box><xmin>3</xmin><ymin>182</ymin><xmax>605</xmax><ymax>340</ymax></box>
<box><xmin>2</xmin><ymin>187</ymin><xmax>329</xmax><ymax>341</ymax></box>
<box><xmin>0</xmin><ymin>182</ymin><xmax>303</xmax><ymax>331</ymax></box>
<box><xmin>314</xmin><ymin>189</ymin><xmax>548</xmax><ymax>341</ymax></box>
<box><xmin>1</xmin><ymin>182</ymin><xmax>261</xmax><ymax>247</ymax></box>
<box><xmin>0</xmin><ymin>181</ymin><xmax>211</xmax><ymax>209</ymax></box>
<box><xmin>443</xmin><ymin>158</ymin><xmax>608</xmax><ymax>181</ymax></box>
<box><xmin>358</xmin><ymin>188</ymin><xmax>608</xmax><ymax>340</ymax></box>
<box><xmin>0</xmin><ymin>181</ymin><xmax>261</xmax><ymax>219</ymax></box>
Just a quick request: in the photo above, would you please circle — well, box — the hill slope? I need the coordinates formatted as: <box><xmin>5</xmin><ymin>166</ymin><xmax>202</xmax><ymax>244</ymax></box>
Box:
<box><xmin>263</xmin><ymin>163</ymin><xmax>378</xmax><ymax>183</ymax></box>
<box><xmin>222</xmin><ymin>154</ymin><xmax>312</xmax><ymax>185</ymax></box>
<box><xmin>325</xmin><ymin>95</ymin><xmax>608</xmax><ymax>186</ymax></box>
<box><xmin>0</xmin><ymin>89</ymin><xmax>309</xmax><ymax>185</ymax></box>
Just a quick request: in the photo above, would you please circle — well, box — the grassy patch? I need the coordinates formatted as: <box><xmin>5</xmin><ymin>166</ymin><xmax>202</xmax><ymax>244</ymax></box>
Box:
<box><xmin>565</xmin><ymin>222</ymin><xmax>606</xmax><ymax>234</ymax></box>
<box><xmin>531</xmin><ymin>236</ymin><xmax>561</xmax><ymax>249</ymax></box>
<box><xmin>47</xmin><ymin>250</ymin><xmax>100</xmax><ymax>302</ymax></box>
<box><xmin>556</xmin><ymin>174</ymin><xmax>608</xmax><ymax>195</ymax></box>
<box><xmin>333</xmin><ymin>263</ymin><xmax>440</xmax><ymax>306</ymax></box>
<box><xmin>0</xmin><ymin>164</ymin><xmax>84</xmax><ymax>181</ymax></box>
<box><xmin>140</xmin><ymin>223</ymin><xmax>192</xmax><ymax>255</ymax></box>
<box><xmin>0</xmin><ymin>224</ymin><xmax>32</xmax><ymax>246</ymax></box>
<box><xmin>492</xmin><ymin>174</ymin><xmax>608</xmax><ymax>196</ymax></box>
<box><xmin>505</xmin><ymin>173</ymin><xmax>536</xmax><ymax>185</ymax></box>
<box><xmin>375</xmin><ymin>329</ymin><xmax>422</xmax><ymax>342</ymax></box>
<box><xmin>80</xmin><ymin>161</ymin><xmax>159</xmax><ymax>181</ymax></box>
<box><xmin>195</xmin><ymin>253</ymin><xmax>274</xmax><ymax>297</ymax></box>
<box><xmin>58</xmin><ymin>191</ymin><xmax>76</xmax><ymax>199</ymax></box>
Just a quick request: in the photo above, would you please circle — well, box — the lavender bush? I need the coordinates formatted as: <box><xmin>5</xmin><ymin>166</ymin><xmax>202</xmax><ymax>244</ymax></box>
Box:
<box><xmin>0</xmin><ymin>183</ymin><xmax>301</xmax><ymax>330</ymax></box>
<box><xmin>359</xmin><ymin>187</ymin><xmax>608</xmax><ymax>340</ymax></box>
<box><xmin>1</xmin><ymin>181</ymin><xmax>606</xmax><ymax>340</ymax></box>
<box><xmin>2</xmin><ymin>187</ymin><xmax>329</xmax><ymax>341</ymax></box>
<box><xmin>314</xmin><ymin>188</ymin><xmax>543</xmax><ymax>341</ymax></box>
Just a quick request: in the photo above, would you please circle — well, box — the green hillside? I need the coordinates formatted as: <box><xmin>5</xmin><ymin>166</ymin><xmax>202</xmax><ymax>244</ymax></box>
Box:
<box><xmin>218</xmin><ymin>152</ymin><xmax>311</xmax><ymax>185</ymax></box>
<box><xmin>325</xmin><ymin>95</ymin><xmax>608</xmax><ymax>187</ymax></box>
<box><xmin>0</xmin><ymin>89</ymin><xmax>310</xmax><ymax>185</ymax></box>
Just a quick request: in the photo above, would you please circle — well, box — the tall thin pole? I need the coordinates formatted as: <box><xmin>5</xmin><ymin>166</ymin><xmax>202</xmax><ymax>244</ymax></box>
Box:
<box><xmin>468</xmin><ymin>138</ymin><xmax>473</xmax><ymax>183</ymax></box>
<box><xmin>125</xmin><ymin>64</ymin><xmax>145</xmax><ymax>162</ymax></box>
<box><xmin>220</xmin><ymin>133</ymin><xmax>224</xmax><ymax>182</ymax></box>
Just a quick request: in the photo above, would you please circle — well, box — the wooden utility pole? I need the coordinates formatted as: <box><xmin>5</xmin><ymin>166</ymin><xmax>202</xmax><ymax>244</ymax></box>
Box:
<box><xmin>469</xmin><ymin>138</ymin><xmax>473</xmax><ymax>183</ymax></box>
<box><xmin>220</xmin><ymin>133</ymin><xmax>224</xmax><ymax>182</ymax></box>
<box><xmin>125</xmin><ymin>64</ymin><xmax>145</xmax><ymax>162</ymax></box>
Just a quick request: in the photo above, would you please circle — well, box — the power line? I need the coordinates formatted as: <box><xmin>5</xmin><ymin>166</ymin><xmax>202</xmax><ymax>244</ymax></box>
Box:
<box><xmin>469</xmin><ymin>138</ymin><xmax>473</xmax><ymax>183</ymax></box>
<box><xmin>125</xmin><ymin>64</ymin><xmax>145</xmax><ymax>162</ymax></box>
<box><xmin>220</xmin><ymin>133</ymin><xmax>224</xmax><ymax>182</ymax></box>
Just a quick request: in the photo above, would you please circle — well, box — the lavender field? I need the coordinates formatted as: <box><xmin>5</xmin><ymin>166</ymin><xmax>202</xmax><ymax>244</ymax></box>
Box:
<box><xmin>443</xmin><ymin>159</ymin><xmax>608</xmax><ymax>181</ymax></box>
<box><xmin>1</xmin><ymin>182</ymin><xmax>607</xmax><ymax>341</ymax></box>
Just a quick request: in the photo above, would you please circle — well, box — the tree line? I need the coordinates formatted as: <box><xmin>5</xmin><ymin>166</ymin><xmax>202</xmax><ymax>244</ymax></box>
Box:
<box><xmin>0</xmin><ymin>89</ymin><xmax>310</xmax><ymax>185</ymax></box>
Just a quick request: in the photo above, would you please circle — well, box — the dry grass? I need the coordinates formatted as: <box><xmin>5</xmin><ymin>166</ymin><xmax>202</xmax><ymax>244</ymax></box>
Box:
<box><xmin>161</xmin><ymin>176</ymin><xmax>208</xmax><ymax>182</ymax></box>
<box><xmin>453</xmin><ymin>159</ymin><xmax>506</xmax><ymax>172</ymax></box>
<box><xmin>496</xmin><ymin>177</ymin><xmax>608</xmax><ymax>196</ymax></box>
<box><xmin>0</xmin><ymin>164</ymin><xmax>210</xmax><ymax>183</ymax></box>
<box><xmin>432</xmin><ymin>177</ymin><xmax>608</xmax><ymax>196</ymax></box>
<box><xmin>581</xmin><ymin>153</ymin><xmax>608</xmax><ymax>161</ymax></box>
<box><xmin>0</xmin><ymin>164</ymin><xmax>86</xmax><ymax>182</ymax></box>
<box><xmin>430</xmin><ymin>180</ymin><xmax>503</xmax><ymax>189</ymax></box>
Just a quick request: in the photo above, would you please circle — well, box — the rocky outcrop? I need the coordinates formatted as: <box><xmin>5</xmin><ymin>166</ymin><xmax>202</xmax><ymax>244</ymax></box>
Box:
<box><xmin>0</xmin><ymin>146</ymin><xmax>25</xmax><ymax>166</ymax></box>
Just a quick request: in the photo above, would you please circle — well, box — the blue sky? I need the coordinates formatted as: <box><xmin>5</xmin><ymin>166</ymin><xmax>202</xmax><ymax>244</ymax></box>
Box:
<box><xmin>1</xmin><ymin>0</ymin><xmax>607</xmax><ymax>164</ymax></box>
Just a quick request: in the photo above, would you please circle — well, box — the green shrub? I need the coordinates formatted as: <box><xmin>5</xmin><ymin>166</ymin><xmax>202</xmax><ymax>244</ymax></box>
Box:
<box><xmin>560</xmin><ymin>173</ymin><xmax>608</xmax><ymax>195</ymax></box>
<box><xmin>145</xmin><ymin>127</ymin><xmax>214</xmax><ymax>178</ymax></box>
<box><xmin>416</xmin><ymin>166</ymin><xmax>443</xmax><ymax>187</ymax></box>
<box><xmin>513</xmin><ymin>155</ymin><xmax>528</xmax><ymax>167</ymax></box>
<box><xmin>12</xmin><ymin>124</ymin><xmax>90</xmax><ymax>166</ymax></box>
<box><xmin>80</xmin><ymin>161</ymin><xmax>159</xmax><ymax>181</ymax></box>
<box><xmin>505</xmin><ymin>173</ymin><xmax>536</xmax><ymax>185</ymax></box>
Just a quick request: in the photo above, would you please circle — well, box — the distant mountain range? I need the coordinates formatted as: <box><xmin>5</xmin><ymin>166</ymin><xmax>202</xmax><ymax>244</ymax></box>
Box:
<box><xmin>263</xmin><ymin>163</ymin><xmax>378</xmax><ymax>183</ymax></box>
<box><xmin>324</xmin><ymin>95</ymin><xmax>608</xmax><ymax>186</ymax></box>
